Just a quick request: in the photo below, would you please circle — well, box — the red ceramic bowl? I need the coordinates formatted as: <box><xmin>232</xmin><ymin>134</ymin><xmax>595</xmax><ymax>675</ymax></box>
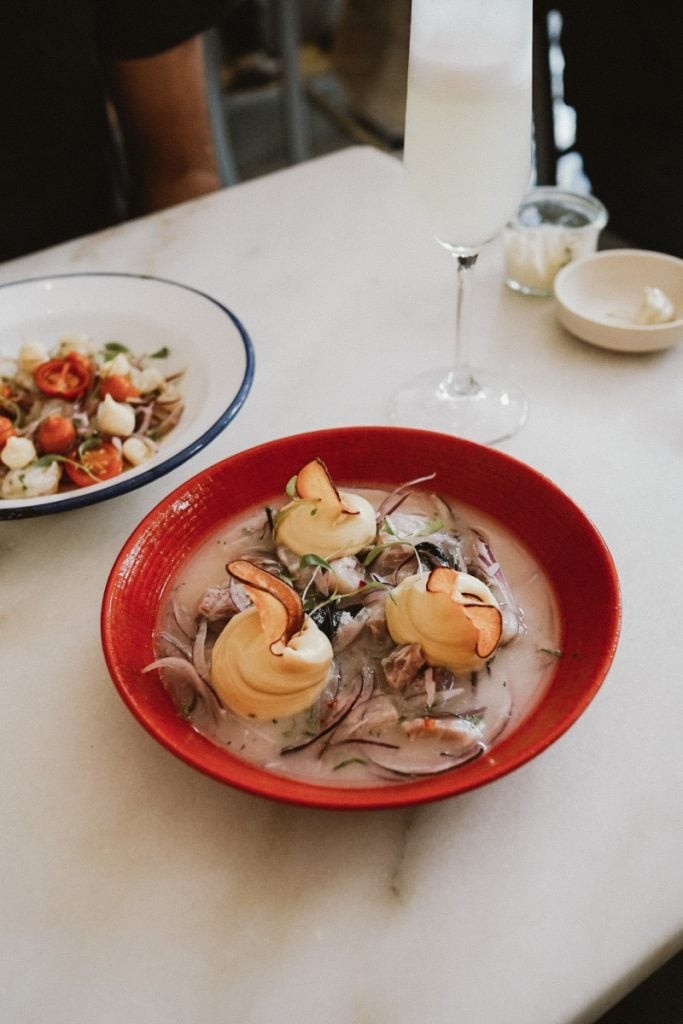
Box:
<box><xmin>101</xmin><ymin>426</ymin><xmax>620</xmax><ymax>810</ymax></box>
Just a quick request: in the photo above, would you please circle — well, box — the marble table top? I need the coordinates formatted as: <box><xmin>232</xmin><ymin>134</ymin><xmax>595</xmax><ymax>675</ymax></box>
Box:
<box><xmin>1</xmin><ymin>147</ymin><xmax>680</xmax><ymax>1024</ymax></box>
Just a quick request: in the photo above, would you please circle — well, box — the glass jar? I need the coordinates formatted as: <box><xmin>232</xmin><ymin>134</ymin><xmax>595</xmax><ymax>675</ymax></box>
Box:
<box><xmin>503</xmin><ymin>187</ymin><xmax>608</xmax><ymax>296</ymax></box>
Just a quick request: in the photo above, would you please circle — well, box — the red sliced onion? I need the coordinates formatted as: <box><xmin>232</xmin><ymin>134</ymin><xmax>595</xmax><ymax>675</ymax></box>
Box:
<box><xmin>192</xmin><ymin>617</ymin><xmax>210</xmax><ymax>678</ymax></box>
<box><xmin>171</xmin><ymin>597</ymin><xmax>196</xmax><ymax>640</ymax></box>
<box><xmin>156</xmin><ymin>630</ymin><xmax>193</xmax><ymax>660</ymax></box>
<box><xmin>153</xmin><ymin>402</ymin><xmax>184</xmax><ymax>438</ymax></box>
<box><xmin>134</xmin><ymin>402</ymin><xmax>155</xmax><ymax>436</ymax></box>
<box><xmin>445</xmin><ymin>528</ymin><xmax>524</xmax><ymax>646</ymax></box>
<box><xmin>144</xmin><ymin>656</ymin><xmax>223</xmax><ymax>723</ymax></box>
<box><xmin>280</xmin><ymin>668</ymin><xmax>373</xmax><ymax>755</ymax></box>
<box><xmin>363</xmin><ymin>746</ymin><xmax>483</xmax><ymax>777</ymax></box>
<box><xmin>375</xmin><ymin>473</ymin><xmax>436</xmax><ymax>519</ymax></box>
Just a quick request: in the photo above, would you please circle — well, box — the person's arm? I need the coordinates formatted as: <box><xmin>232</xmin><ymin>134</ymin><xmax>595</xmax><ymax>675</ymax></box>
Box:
<box><xmin>110</xmin><ymin>35</ymin><xmax>222</xmax><ymax>214</ymax></box>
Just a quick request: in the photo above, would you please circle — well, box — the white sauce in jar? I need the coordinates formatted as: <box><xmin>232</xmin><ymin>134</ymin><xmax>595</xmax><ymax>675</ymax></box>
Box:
<box><xmin>504</xmin><ymin>222</ymin><xmax>600</xmax><ymax>295</ymax></box>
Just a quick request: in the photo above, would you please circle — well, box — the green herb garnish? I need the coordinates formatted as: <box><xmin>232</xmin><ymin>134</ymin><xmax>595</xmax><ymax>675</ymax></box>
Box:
<box><xmin>333</xmin><ymin>758</ymin><xmax>367</xmax><ymax>772</ymax></box>
<box><xmin>78</xmin><ymin>435</ymin><xmax>104</xmax><ymax>457</ymax></box>
<box><xmin>33</xmin><ymin>453</ymin><xmax>99</xmax><ymax>481</ymax></box>
<box><xmin>539</xmin><ymin>647</ymin><xmax>563</xmax><ymax>658</ymax></box>
<box><xmin>363</xmin><ymin>515</ymin><xmax>444</xmax><ymax>566</ymax></box>
<box><xmin>102</xmin><ymin>341</ymin><xmax>130</xmax><ymax>359</ymax></box>
<box><xmin>307</xmin><ymin>579</ymin><xmax>391</xmax><ymax>615</ymax></box>
<box><xmin>299</xmin><ymin>553</ymin><xmax>334</xmax><ymax>572</ymax></box>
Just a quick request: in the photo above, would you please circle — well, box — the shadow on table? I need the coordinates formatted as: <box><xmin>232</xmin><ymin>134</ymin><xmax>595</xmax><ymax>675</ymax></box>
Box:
<box><xmin>592</xmin><ymin>949</ymin><xmax>682</xmax><ymax>1024</ymax></box>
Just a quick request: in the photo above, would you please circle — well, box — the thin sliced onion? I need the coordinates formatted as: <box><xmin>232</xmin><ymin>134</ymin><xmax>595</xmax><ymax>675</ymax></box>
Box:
<box><xmin>192</xmin><ymin>617</ymin><xmax>210</xmax><ymax>678</ymax></box>
<box><xmin>280</xmin><ymin>668</ymin><xmax>373</xmax><ymax>755</ymax></box>
<box><xmin>375</xmin><ymin>473</ymin><xmax>437</xmax><ymax>520</ymax></box>
<box><xmin>362</xmin><ymin>729</ymin><xmax>484</xmax><ymax>777</ymax></box>
<box><xmin>144</xmin><ymin>656</ymin><xmax>223</xmax><ymax>723</ymax></box>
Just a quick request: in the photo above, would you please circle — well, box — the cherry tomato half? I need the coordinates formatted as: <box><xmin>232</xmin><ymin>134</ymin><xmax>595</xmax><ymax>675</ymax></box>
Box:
<box><xmin>36</xmin><ymin>414</ymin><xmax>77</xmax><ymax>455</ymax></box>
<box><xmin>65</xmin><ymin>440</ymin><xmax>124</xmax><ymax>487</ymax></box>
<box><xmin>0</xmin><ymin>415</ymin><xmax>17</xmax><ymax>448</ymax></box>
<box><xmin>34</xmin><ymin>355</ymin><xmax>92</xmax><ymax>399</ymax></box>
<box><xmin>99</xmin><ymin>375</ymin><xmax>140</xmax><ymax>401</ymax></box>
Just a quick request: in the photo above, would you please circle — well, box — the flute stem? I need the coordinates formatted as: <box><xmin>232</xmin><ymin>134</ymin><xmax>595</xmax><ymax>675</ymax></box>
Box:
<box><xmin>441</xmin><ymin>251</ymin><xmax>479</xmax><ymax>398</ymax></box>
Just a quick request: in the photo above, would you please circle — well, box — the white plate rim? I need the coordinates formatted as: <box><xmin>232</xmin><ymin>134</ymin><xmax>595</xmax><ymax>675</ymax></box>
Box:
<box><xmin>0</xmin><ymin>271</ymin><xmax>255</xmax><ymax>520</ymax></box>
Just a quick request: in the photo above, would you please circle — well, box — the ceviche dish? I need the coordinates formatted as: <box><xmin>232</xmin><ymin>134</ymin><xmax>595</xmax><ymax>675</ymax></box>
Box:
<box><xmin>0</xmin><ymin>333</ymin><xmax>183</xmax><ymax>499</ymax></box>
<box><xmin>150</xmin><ymin>458</ymin><xmax>562</xmax><ymax>786</ymax></box>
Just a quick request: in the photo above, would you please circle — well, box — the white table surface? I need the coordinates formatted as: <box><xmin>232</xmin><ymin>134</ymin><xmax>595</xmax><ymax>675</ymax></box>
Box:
<box><xmin>1</xmin><ymin>147</ymin><xmax>680</xmax><ymax>1024</ymax></box>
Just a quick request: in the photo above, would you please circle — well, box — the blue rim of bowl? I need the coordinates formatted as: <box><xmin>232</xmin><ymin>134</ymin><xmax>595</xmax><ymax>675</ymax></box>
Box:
<box><xmin>0</xmin><ymin>271</ymin><xmax>255</xmax><ymax>520</ymax></box>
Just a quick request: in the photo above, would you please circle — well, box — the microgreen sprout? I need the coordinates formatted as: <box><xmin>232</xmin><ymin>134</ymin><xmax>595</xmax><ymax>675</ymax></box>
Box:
<box><xmin>333</xmin><ymin>758</ymin><xmax>368</xmax><ymax>771</ymax></box>
<box><xmin>271</xmin><ymin>497</ymin><xmax>319</xmax><ymax>532</ymax></box>
<box><xmin>363</xmin><ymin>515</ymin><xmax>444</xmax><ymax>567</ymax></box>
<box><xmin>539</xmin><ymin>647</ymin><xmax>563</xmax><ymax>658</ymax></box>
<box><xmin>307</xmin><ymin>579</ymin><xmax>391</xmax><ymax>616</ymax></box>
<box><xmin>33</xmin><ymin>453</ymin><xmax>99</xmax><ymax>481</ymax></box>
<box><xmin>78</xmin><ymin>434</ymin><xmax>104</xmax><ymax>457</ymax></box>
<box><xmin>299</xmin><ymin>553</ymin><xmax>334</xmax><ymax>572</ymax></box>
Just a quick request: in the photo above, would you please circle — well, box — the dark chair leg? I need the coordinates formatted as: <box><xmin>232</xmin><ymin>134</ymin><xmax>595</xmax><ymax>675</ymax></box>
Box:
<box><xmin>533</xmin><ymin>5</ymin><xmax>556</xmax><ymax>185</ymax></box>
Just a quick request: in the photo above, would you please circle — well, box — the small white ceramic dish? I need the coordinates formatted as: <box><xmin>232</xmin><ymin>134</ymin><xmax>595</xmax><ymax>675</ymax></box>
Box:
<box><xmin>0</xmin><ymin>273</ymin><xmax>254</xmax><ymax>519</ymax></box>
<box><xmin>553</xmin><ymin>249</ymin><xmax>683</xmax><ymax>353</ymax></box>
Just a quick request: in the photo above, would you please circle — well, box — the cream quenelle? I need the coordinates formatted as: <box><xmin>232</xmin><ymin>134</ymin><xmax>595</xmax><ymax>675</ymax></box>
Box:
<box><xmin>385</xmin><ymin>567</ymin><xmax>503</xmax><ymax>675</ymax></box>
<box><xmin>210</xmin><ymin>560</ymin><xmax>333</xmax><ymax>719</ymax></box>
<box><xmin>274</xmin><ymin>458</ymin><xmax>376</xmax><ymax>559</ymax></box>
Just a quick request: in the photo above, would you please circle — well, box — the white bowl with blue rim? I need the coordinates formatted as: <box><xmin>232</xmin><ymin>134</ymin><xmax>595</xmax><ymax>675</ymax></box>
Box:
<box><xmin>0</xmin><ymin>272</ymin><xmax>254</xmax><ymax>519</ymax></box>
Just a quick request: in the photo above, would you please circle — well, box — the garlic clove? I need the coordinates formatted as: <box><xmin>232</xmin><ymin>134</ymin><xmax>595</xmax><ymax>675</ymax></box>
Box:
<box><xmin>96</xmin><ymin>393</ymin><xmax>136</xmax><ymax>436</ymax></box>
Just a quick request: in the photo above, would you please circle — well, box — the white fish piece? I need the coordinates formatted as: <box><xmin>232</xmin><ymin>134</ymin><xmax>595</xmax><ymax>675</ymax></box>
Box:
<box><xmin>1</xmin><ymin>460</ymin><xmax>61</xmax><ymax>498</ymax></box>
<box><xmin>17</xmin><ymin>340</ymin><xmax>48</xmax><ymax>373</ymax></box>
<box><xmin>320</xmin><ymin>556</ymin><xmax>366</xmax><ymax>595</ymax></box>
<box><xmin>381</xmin><ymin>642</ymin><xmax>424</xmax><ymax>689</ymax></box>
<box><xmin>122</xmin><ymin>436</ymin><xmax>156</xmax><ymax>466</ymax></box>
<box><xmin>55</xmin><ymin>333</ymin><xmax>95</xmax><ymax>356</ymax></box>
<box><xmin>401</xmin><ymin>715</ymin><xmax>483</xmax><ymax>746</ymax></box>
<box><xmin>339</xmin><ymin>694</ymin><xmax>400</xmax><ymax>737</ymax></box>
<box><xmin>96</xmin><ymin>393</ymin><xmax>136</xmax><ymax>436</ymax></box>
<box><xmin>1</xmin><ymin>436</ymin><xmax>37</xmax><ymax>470</ymax></box>
<box><xmin>332</xmin><ymin>607</ymin><xmax>370</xmax><ymax>654</ymax></box>
<box><xmin>100</xmin><ymin>352</ymin><xmax>132</xmax><ymax>377</ymax></box>
<box><xmin>130</xmin><ymin>365</ymin><xmax>165</xmax><ymax>394</ymax></box>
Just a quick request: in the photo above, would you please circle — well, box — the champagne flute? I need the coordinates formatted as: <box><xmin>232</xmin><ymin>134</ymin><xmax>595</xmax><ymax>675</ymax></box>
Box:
<box><xmin>393</xmin><ymin>0</ymin><xmax>533</xmax><ymax>444</ymax></box>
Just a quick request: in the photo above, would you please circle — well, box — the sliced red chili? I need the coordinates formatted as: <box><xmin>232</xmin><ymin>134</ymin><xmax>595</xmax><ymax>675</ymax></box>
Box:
<box><xmin>64</xmin><ymin>440</ymin><xmax>123</xmax><ymax>487</ymax></box>
<box><xmin>34</xmin><ymin>355</ymin><xmax>91</xmax><ymax>399</ymax></box>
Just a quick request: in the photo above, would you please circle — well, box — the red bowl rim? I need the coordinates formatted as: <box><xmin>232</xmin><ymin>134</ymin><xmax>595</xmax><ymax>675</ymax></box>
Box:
<box><xmin>101</xmin><ymin>426</ymin><xmax>621</xmax><ymax>810</ymax></box>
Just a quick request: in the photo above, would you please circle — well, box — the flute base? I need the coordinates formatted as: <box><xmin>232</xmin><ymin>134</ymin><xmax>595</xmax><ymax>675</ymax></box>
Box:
<box><xmin>391</xmin><ymin>366</ymin><xmax>528</xmax><ymax>445</ymax></box>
